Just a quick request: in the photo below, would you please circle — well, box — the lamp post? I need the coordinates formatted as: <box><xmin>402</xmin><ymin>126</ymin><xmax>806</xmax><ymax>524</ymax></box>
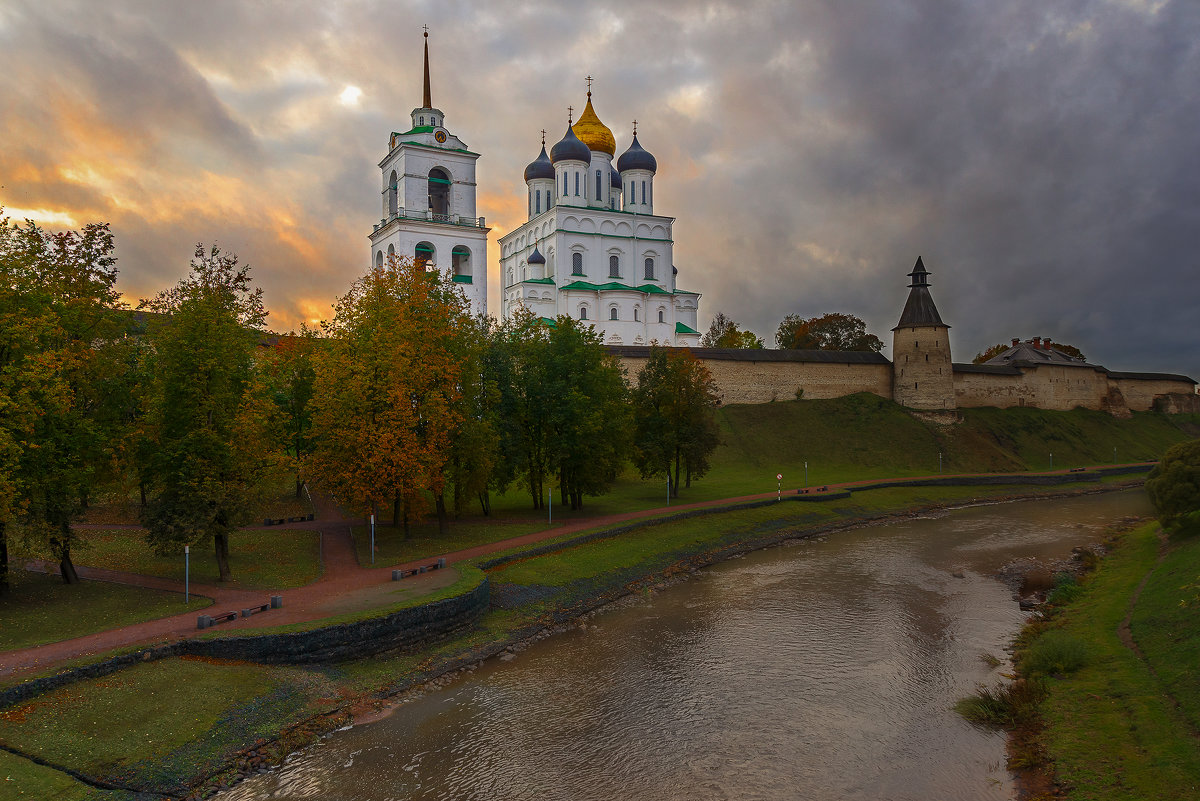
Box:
<box><xmin>804</xmin><ymin>461</ymin><xmax>808</xmax><ymax>487</ymax></box>
<box><xmin>1050</xmin><ymin>452</ymin><xmax>1053</xmax><ymax>470</ymax></box>
<box><xmin>548</xmin><ymin>487</ymin><xmax>552</xmax><ymax>524</ymax></box>
<box><xmin>777</xmin><ymin>473</ymin><xmax>782</xmax><ymax>501</ymax></box>
<box><xmin>184</xmin><ymin>545</ymin><xmax>189</xmax><ymax>605</ymax></box>
<box><xmin>667</xmin><ymin>468</ymin><xmax>671</xmax><ymax>505</ymax></box>
<box><xmin>938</xmin><ymin>451</ymin><xmax>943</xmax><ymax>474</ymax></box>
<box><xmin>370</xmin><ymin>512</ymin><xmax>375</xmax><ymax>565</ymax></box>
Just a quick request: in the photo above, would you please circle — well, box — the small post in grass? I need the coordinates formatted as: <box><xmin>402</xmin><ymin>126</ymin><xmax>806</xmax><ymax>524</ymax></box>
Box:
<box><xmin>548</xmin><ymin>487</ymin><xmax>552</xmax><ymax>524</ymax></box>
<box><xmin>1050</xmin><ymin>452</ymin><xmax>1053</xmax><ymax>470</ymax></box>
<box><xmin>777</xmin><ymin>473</ymin><xmax>782</xmax><ymax>501</ymax></box>
<box><xmin>184</xmin><ymin>545</ymin><xmax>189</xmax><ymax>605</ymax></box>
<box><xmin>667</xmin><ymin>468</ymin><xmax>671</xmax><ymax>505</ymax></box>
<box><xmin>370</xmin><ymin>512</ymin><xmax>376</xmax><ymax>565</ymax></box>
<box><xmin>938</xmin><ymin>451</ymin><xmax>943</xmax><ymax>474</ymax></box>
<box><xmin>1113</xmin><ymin>446</ymin><xmax>1117</xmax><ymax>464</ymax></box>
<box><xmin>804</xmin><ymin>461</ymin><xmax>808</xmax><ymax>486</ymax></box>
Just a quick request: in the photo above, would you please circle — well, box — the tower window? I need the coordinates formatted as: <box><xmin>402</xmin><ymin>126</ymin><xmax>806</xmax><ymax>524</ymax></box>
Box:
<box><xmin>580</xmin><ymin>306</ymin><xmax>588</xmax><ymax>320</ymax></box>
<box><xmin>596</xmin><ymin>170</ymin><xmax>602</xmax><ymax>200</ymax></box>
<box><xmin>644</xmin><ymin>258</ymin><xmax>654</xmax><ymax>280</ymax></box>
<box><xmin>609</xmin><ymin>255</ymin><xmax>619</xmax><ymax>277</ymax></box>
<box><xmin>420</xmin><ymin>116</ymin><xmax>425</xmax><ymax>125</ymax></box>
<box><xmin>610</xmin><ymin>307</ymin><xmax>618</xmax><ymax>321</ymax></box>
<box><xmin>572</xmin><ymin>252</ymin><xmax>584</xmax><ymax>275</ymax></box>
<box><xmin>641</xmin><ymin>180</ymin><xmax>646</xmax><ymax>204</ymax></box>
<box><xmin>658</xmin><ymin>309</ymin><xmax>665</xmax><ymax>323</ymax></box>
<box><xmin>575</xmin><ymin>172</ymin><xmax>579</xmax><ymax>196</ymax></box>
<box><xmin>563</xmin><ymin>172</ymin><xmax>568</xmax><ymax>196</ymax></box>
<box><xmin>634</xmin><ymin>307</ymin><xmax>639</xmax><ymax>322</ymax></box>
<box><xmin>535</xmin><ymin>190</ymin><xmax>541</xmax><ymax>215</ymax></box>
<box><xmin>428</xmin><ymin>168</ymin><xmax>450</xmax><ymax>217</ymax></box>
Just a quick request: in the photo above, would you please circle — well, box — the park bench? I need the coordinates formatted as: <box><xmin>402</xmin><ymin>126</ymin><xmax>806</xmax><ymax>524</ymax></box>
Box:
<box><xmin>262</xmin><ymin>514</ymin><xmax>315</xmax><ymax>525</ymax></box>
<box><xmin>1069</xmin><ymin>467</ymin><xmax>1087</xmax><ymax>473</ymax></box>
<box><xmin>392</xmin><ymin>558</ymin><xmax>447</xmax><ymax>581</ymax></box>
<box><xmin>196</xmin><ymin>596</ymin><xmax>282</xmax><ymax>629</ymax></box>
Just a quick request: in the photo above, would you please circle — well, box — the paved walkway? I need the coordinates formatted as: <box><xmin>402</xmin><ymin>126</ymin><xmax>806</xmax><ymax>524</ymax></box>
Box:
<box><xmin>1</xmin><ymin>467</ymin><xmax>1139</xmax><ymax>680</ymax></box>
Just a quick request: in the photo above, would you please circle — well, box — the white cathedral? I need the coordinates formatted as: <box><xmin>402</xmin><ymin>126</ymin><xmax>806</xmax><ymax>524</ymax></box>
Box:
<box><xmin>368</xmin><ymin>31</ymin><xmax>488</xmax><ymax>315</ymax></box>
<box><xmin>499</xmin><ymin>86</ymin><xmax>702</xmax><ymax>345</ymax></box>
<box><xmin>369</xmin><ymin>34</ymin><xmax>702</xmax><ymax>343</ymax></box>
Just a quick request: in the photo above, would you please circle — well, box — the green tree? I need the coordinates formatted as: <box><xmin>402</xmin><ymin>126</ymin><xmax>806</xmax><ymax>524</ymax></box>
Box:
<box><xmin>775</xmin><ymin>312</ymin><xmax>883</xmax><ymax>352</ymax></box>
<box><xmin>1146</xmin><ymin>439</ymin><xmax>1200</xmax><ymax>535</ymax></box>
<box><xmin>446</xmin><ymin>315</ymin><xmax>500</xmax><ymax>518</ymax></box>
<box><xmin>140</xmin><ymin>245</ymin><xmax>279</xmax><ymax>582</ymax></box>
<box><xmin>489</xmin><ymin>309</ymin><xmax>554</xmax><ymax>510</ymax></box>
<box><xmin>0</xmin><ymin>213</ymin><xmax>124</xmax><ymax>587</ymax></box>
<box><xmin>702</xmin><ymin>311</ymin><xmax>764</xmax><ymax>349</ymax></box>
<box><xmin>632</xmin><ymin>347</ymin><xmax>722</xmax><ymax>497</ymax></box>
<box><xmin>265</xmin><ymin>325</ymin><xmax>317</xmax><ymax>499</ymax></box>
<box><xmin>309</xmin><ymin>256</ymin><xmax>470</xmax><ymax>536</ymax></box>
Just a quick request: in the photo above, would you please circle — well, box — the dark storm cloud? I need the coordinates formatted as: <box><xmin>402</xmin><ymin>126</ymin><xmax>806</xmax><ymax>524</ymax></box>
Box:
<box><xmin>1</xmin><ymin>0</ymin><xmax>1196</xmax><ymax>378</ymax></box>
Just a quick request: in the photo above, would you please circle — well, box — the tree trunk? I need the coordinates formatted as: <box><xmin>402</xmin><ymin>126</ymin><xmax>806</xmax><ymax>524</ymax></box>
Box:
<box><xmin>295</xmin><ymin>476</ymin><xmax>304</xmax><ymax>499</ymax></box>
<box><xmin>673</xmin><ymin>449</ymin><xmax>682</xmax><ymax>498</ymax></box>
<box><xmin>393</xmin><ymin>495</ymin><xmax>402</xmax><ymax>527</ymax></box>
<box><xmin>139</xmin><ymin>480</ymin><xmax>147</xmax><ymax>508</ymax></box>
<box><xmin>435</xmin><ymin>492</ymin><xmax>449</xmax><ymax>537</ymax></box>
<box><xmin>685</xmin><ymin>462</ymin><xmax>693</xmax><ymax>489</ymax></box>
<box><xmin>478</xmin><ymin>491</ymin><xmax>491</xmax><ymax>516</ymax></box>
<box><xmin>402</xmin><ymin>500</ymin><xmax>410</xmax><ymax>540</ymax></box>
<box><xmin>214</xmin><ymin>532</ymin><xmax>232</xmax><ymax>582</ymax></box>
<box><xmin>0</xmin><ymin>521</ymin><xmax>8</xmax><ymax>596</ymax></box>
<box><xmin>55</xmin><ymin>527</ymin><xmax>80</xmax><ymax>585</ymax></box>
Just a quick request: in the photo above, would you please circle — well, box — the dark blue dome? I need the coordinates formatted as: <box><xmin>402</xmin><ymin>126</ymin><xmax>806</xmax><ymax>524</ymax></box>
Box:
<box><xmin>527</xmin><ymin>246</ymin><xmax>545</xmax><ymax>265</ymax></box>
<box><xmin>610</xmin><ymin>166</ymin><xmax>621</xmax><ymax>188</ymax></box>
<box><xmin>617</xmin><ymin>133</ymin><xmax>657</xmax><ymax>174</ymax></box>
<box><xmin>550</xmin><ymin>124</ymin><xmax>591</xmax><ymax>164</ymax></box>
<box><xmin>523</xmin><ymin>145</ymin><xmax>554</xmax><ymax>182</ymax></box>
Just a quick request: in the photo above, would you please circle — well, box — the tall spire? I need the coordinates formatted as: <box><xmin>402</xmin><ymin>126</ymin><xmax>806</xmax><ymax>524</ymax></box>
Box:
<box><xmin>422</xmin><ymin>26</ymin><xmax>432</xmax><ymax>108</ymax></box>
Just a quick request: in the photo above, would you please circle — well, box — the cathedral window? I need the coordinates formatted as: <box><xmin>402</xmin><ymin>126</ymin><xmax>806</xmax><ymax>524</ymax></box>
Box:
<box><xmin>376</xmin><ymin>251</ymin><xmax>383</xmax><ymax>268</ymax></box>
<box><xmin>658</xmin><ymin>309</ymin><xmax>665</xmax><ymax>323</ymax></box>
<box><xmin>428</xmin><ymin>168</ymin><xmax>450</xmax><ymax>217</ymax></box>
<box><xmin>596</xmin><ymin>170</ymin><xmax>603</xmax><ymax>200</ymax></box>
<box><xmin>574</xmin><ymin>172</ymin><xmax>580</xmax><ymax>196</ymax></box>
<box><xmin>609</xmin><ymin>255</ymin><xmax>620</xmax><ymax>277</ymax></box>
<box><xmin>610</xmin><ymin>307</ymin><xmax>618</xmax><ymax>321</ymax></box>
<box><xmin>562</xmin><ymin>172</ymin><xmax>568</xmax><ymax>197</ymax></box>
<box><xmin>388</xmin><ymin>170</ymin><xmax>398</xmax><ymax>216</ymax></box>
<box><xmin>420</xmin><ymin>116</ymin><xmax>425</xmax><ymax>125</ymax></box>
<box><xmin>415</xmin><ymin>241</ymin><xmax>435</xmax><ymax>269</ymax></box>
<box><xmin>572</xmin><ymin>252</ymin><xmax>584</xmax><ymax>275</ymax></box>
<box><xmin>634</xmin><ymin>307</ymin><xmax>639</xmax><ymax>322</ymax></box>
<box><xmin>580</xmin><ymin>306</ymin><xmax>588</xmax><ymax>320</ymax></box>
<box><xmin>644</xmin><ymin>258</ymin><xmax>654</xmax><ymax>280</ymax></box>
<box><xmin>641</xmin><ymin>181</ymin><xmax>647</xmax><ymax>204</ymax></box>
<box><xmin>535</xmin><ymin>190</ymin><xmax>541</xmax><ymax>215</ymax></box>
<box><xmin>528</xmin><ymin>193</ymin><xmax>532</xmax><ymax>217</ymax></box>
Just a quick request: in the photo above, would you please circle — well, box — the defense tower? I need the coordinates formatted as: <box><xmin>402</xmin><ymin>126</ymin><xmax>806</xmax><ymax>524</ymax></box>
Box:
<box><xmin>892</xmin><ymin>257</ymin><xmax>956</xmax><ymax>410</ymax></box>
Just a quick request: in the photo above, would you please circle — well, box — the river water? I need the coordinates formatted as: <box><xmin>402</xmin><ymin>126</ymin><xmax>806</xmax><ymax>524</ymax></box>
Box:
<box><xmin>221</xmin><ymin>490</ymin><xmax>1150</xmax><ymax>801</ymax></box>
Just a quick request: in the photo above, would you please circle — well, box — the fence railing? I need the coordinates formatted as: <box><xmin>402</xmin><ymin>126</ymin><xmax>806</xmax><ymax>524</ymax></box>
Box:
<box><xmin>374</xmin><ymin>209</ymin><xmax>486</xmax><ymax>231</ymax></box>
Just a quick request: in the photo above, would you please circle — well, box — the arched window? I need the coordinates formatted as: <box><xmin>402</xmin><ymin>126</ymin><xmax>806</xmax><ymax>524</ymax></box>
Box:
<box><xmin>375</xmin><ymin>250</ymin><xmax>384</xmax><ymax>268</ymax></box>
<box><xmin>415</xmin><ymin>241</ymin><xmax>435</xmax><ymax>269</ymax></box>
<box><xmin>452</xmin><ymin>245</ymin><xmax>471</xmax><ymax>277</ymax></box>
<box><xmin>596</xmin><ymin>170</ymin><xmax>602</xmax><ymax>200</ymax></box>
<box><xmin>528</xmin><ymin>192</ymin><xmax>532</xmax><ymax>217</ymax></box>
<box><xmin>580</xmin><ymin>306</ymin><xmax>588</xmax><ymax>320</ymax></box>
<box><xmin>657</xmin><ymin>308</ymin><xmax>665</xmax><ymax>323</ymax></box>
<box><xmin>609</xmin><ymin>255</ymin><xmax>620</xmax><ymax>278</ymax></box>
<box><xmin>574</xmin><ymin>172</ymin><xmax>580</xmax><ymax>196</ymax></box>
<box><xmin>387</xmin><ymin>243</ymin><xmax>396</xmax><ymax>260</ymax></box>
<box><xmin>644</xmin><ymin>258</ymin><xmax>654</xmax><ymax>280</ymax></box>
<box><xmin>572</xmin><ymin>252</ymin><xmax>584</xmax><ymax>275</ymax></box>
<box><xmin>641</xmin><ymin>180</ymin><xmax>647</xmax><ymax>204</ymax></box>
<box><xmin>562</xmin><ymin>172</ymin><xmax>568</xmax><ymax>197</ymax></box>
<box><xmin>388</xmin><ymin>170</ymin><xmax>398</xmax><ymax>216</ymax></box>
<box><xmin>610</xmin><ymin>307</ymin><xmax>619</xmax><ymax>321</ymax></box>
<box><xmin>428</xmin><ymin>168</ymin><xmax>450</xmax><ymax>218</ymax></box>
<box><xmin>634</xmin><ymin>307</ymin><xmax>639</xmax><ymax>322</ymax></box>
<box><xmin>419</xmin><ymin>116</ymin><xmax>425</xmax><ymax>125</ymax></box>
<box><xmin>535</xmin><ymin>190</ymin><xmax>541</xmax><ymax>215</ymax></box>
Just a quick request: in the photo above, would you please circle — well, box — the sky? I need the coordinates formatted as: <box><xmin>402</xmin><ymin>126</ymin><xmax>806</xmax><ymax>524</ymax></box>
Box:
<box><xmin>1</xmin><ymin>0</ymin><xmax>1197</xmax><ymax>378</ymax></box>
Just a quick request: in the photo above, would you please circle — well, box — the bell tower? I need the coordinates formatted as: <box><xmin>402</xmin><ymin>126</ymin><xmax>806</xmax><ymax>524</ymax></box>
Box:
<box><xmin>892</xmin><ymin>257</ymin><xmax>956</xmax><ymax>411</ymax></box>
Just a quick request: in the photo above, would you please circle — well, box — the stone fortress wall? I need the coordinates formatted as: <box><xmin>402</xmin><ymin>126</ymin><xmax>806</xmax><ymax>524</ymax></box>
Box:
<box><xmin>608</xmin><ymin>346</ymin><xmax>1199</xmax><ymax>415</ymax></box>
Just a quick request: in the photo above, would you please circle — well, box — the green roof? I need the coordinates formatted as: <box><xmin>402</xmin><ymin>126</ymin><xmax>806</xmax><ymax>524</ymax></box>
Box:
<box><xmin>539</xmin><ymin>317</ymin><xmax>557</xmax><ymax>329</ymax></box>
<box><xmin>523</xmin><ymin>277</ymin><xmax>556</xmax><ymax>285</ymax></box>
<box><xmin>395</xmin><ymin>126</ymin><xmax>436</xmax><ymax>135</ymax></box>
<box><xmin>676</xmin><ymin>322</ymin><xmax>700</xmax><ymax>335</ymax></box>
<box><xmin>674</xmin><ymin>288</ymin><xmax>700</xmax><ymax>295</ymax></box>
<box><xmin>561</xmin><ymin>280</ymin><xmax>672</xmax><ymax>295</ymax></box>
<box><xmin>452</xmin><ymin>274</ymin><xmax>473</xmax><ymax>284</ymax></box>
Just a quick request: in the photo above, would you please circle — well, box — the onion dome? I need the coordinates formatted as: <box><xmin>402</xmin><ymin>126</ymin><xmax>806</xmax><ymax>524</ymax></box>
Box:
<box><xmin>527</xmin><ymin>246</ymin><xmax>545</xmax><ymax>265</ymax></box>
<box><xmin>550</xmin><ymin>124</ymin><xmax>591</xmax><ymax>164</ymax></box>
<box><xmin>617</xmin><ymin>133</ymin><xmax>657</xmax><ymax>174</ymax></box>
<box><xmin>572</xmin><ymin>97</ymin><xmax>616</xmax><ymax>156</ymax></box>
<box><xmin>610</xmin><ymin>166</ymin><xmax>621</xmax><ymax>189</ymax></box>
<box><xmin>523</xmin><ymin>144</ymin><xmax>554</xmax><ymax>182</ymax></box>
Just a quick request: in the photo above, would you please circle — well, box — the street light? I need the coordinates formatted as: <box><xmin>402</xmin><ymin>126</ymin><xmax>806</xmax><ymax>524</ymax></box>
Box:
<box><xmin>184</xmin><ymin>545</ymin><xmax>189</xmax><ymax>605</ymax></box>
<box><xmin>777</xmin><ymin>473</ymin><xmax>782</xmax><ymax>501</ymax></box>
<box><xmin>370</xmin><ymin>512</ymin><xmax>375</xmax><ymax>565</ymax></box>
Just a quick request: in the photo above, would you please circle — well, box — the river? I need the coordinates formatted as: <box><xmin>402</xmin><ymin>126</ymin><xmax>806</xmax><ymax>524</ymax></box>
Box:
<box><xmin>220</xmin><ymin>490</ymin><xmax>1150</xmax><ymax>801</ymax></box>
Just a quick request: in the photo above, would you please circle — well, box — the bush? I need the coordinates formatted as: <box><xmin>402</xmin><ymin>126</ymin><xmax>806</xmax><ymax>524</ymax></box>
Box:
<box><xmin>1046</xmin><ymin>572</ymin><xmax>1083</xmax><ymax>605</ymax></box>
<box><xmin>1023</xmin><ymin>629</ymin><xmax>1089</xmax><ymax>676</ymax></box>
<box><xmin>955</xmin><ymin>679</ymin><xmax>1047</xmax><ymax>726</ymax></box>
<box><xmin>1146</xmin><ymin>439</ymin><xmax>1200</xmax><ymax>533</ymax></box>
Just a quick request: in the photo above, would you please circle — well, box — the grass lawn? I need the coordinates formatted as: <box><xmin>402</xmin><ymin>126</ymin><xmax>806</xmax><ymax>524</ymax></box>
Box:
<box><xmin>79</xmin><ymin>480</ymin><xmax>314</xmax><ymax>528</ymax></box>
<box><xmin>0</xmin><ymin>748</ymin><xmax>132</xmax><ymax>800</ymax></box>
<box><xmin>0</xmin><ymin>571</ymin><xmax>211</xmax><ymax>652</ymax></box>
<box><xmin>77</xmin><ymin>528</ymin><xmax>321</xmax><ymax>591</ymax></box>
<box><xmin>1027</xmin><ymin>522</ymin><xmax>1200</xmax><ymax>799</ymax></box>
<box><xmin>0</xmin><ymin>657</ymin><xmax>334</xmax><ymax>796</ymax></box>
<box><xmin>350</xmin><ymin>518</ymin><xmax>551</xmax><ymax>565</ymax></box>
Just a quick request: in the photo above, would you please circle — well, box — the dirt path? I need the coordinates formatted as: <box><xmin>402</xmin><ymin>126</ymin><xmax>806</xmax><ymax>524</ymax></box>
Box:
<box><xmin>1</xmin><ymin>467</ymin><xmax>1139</xmax><ymax>680</ymax></box>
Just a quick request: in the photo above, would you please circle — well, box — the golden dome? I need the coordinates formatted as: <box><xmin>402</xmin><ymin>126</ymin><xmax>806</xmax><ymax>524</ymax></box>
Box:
<box><xmin>572</xmin><ymin>97</ymin><xmax>615</xmax><ymax>156</ymax></box>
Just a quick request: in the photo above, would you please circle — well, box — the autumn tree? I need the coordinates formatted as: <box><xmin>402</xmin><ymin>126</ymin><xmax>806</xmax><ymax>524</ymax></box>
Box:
<box><xmin>701</xmin><ymin>311</ymin><xmax>764</xmax><ymax>349</ymax></box>
<box><xmin>489</xmin><ymin>310</ymin><xmax>555</xmax><ymax>510</ymax></box>
<box><xmin>309</xmin><ymin>256</ymin><xmax>470</xmax><ymax>536</ymax></box>
<box><xmin>140</xmin><ymin>245</ymin><xmax>280</xmax><ymax>582</ymax></box>
<box><xmin>446</xmin><ymin>315</ymin><xmax>500</xmax><ymax>518</ymax></box>
<box><xmin>265</xmin><ymin>325</ymin><xmax>318</xmax><ymax>499</ymax></box>
<box><xmin>775</xmin><ymin>312</ymin><xmax>883</xmax><ymax>352</ymax></box>
<box><xmin>0</xmin><ymin>213</ymin><xmax>124</xmax><ymax>587</ymax></box>
<box><xmin>632</xmin><ymin>347</ymin><xmax>722</xmax><ymax>497</ymax></box>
